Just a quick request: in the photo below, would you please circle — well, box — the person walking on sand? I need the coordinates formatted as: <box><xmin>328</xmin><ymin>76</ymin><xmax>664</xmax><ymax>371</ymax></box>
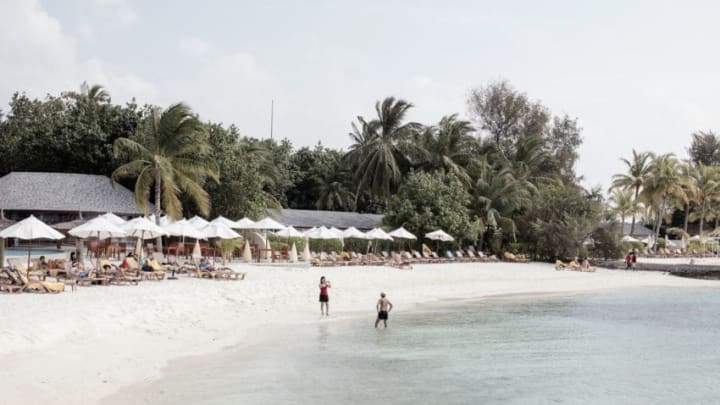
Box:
<box><xmin>375</xmin><ymin>292</ymin><xmax>393</xmax><ymax>328</ymax></box>
<box><xmin>631</xmin><ymin>251</ymin><xmax>637</xmax><ymax>270</ymax></box>
<box><xmin>319</xmin><ymin>276</ymin><xmax>331</xmax><ymax>316</ymax></box>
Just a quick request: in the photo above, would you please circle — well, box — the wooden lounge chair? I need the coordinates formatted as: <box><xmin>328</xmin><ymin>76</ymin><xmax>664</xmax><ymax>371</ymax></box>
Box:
<box><xmin>4</xmin><ymin>267</ymin><xmax>64</xmax><ymax>293</ymax></box>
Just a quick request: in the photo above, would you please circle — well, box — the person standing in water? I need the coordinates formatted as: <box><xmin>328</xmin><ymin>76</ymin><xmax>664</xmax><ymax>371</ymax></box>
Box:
<box><xmin>319</xmin><ymin>276</ymin><xmax>331</xmax><ymax>316</ymax></box>
<box><xmin>375</xmin><ymin>292</ymin><xmax>393</xmax><ymax>328</ymax></box>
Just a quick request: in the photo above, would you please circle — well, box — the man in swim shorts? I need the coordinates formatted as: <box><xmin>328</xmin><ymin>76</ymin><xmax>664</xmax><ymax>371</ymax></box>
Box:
<box><xmin>375</xmin><ymin>292</ymin><xmax>393</xmax><ymax>328</ymax></box>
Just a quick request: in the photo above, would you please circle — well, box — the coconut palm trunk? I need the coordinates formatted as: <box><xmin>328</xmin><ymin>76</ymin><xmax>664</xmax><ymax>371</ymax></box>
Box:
<box><xmin>155</xmin><ymin>170</ymin><xmax>163</xmax><ymax>254</ymax></box>
<box><xmin>630</xmin><ymin>186</ymin><xmax>640</xmax><ymax>235</ymax></box>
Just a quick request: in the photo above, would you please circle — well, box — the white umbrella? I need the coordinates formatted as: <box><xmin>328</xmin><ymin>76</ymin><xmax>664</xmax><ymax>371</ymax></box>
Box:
<box><xmin>202</xmin><ymin>222</ymin><xmax>241</xmax><ymax>239</ymax></box>
<box><xmin>211</xmin><ymin>216</ymin><xmax>241</xmax><ymax>229</ymax></box>
<box><xmin>621</xmin><ymin>235</ymin><xmax>640</xmax><ymax>243</ymax></box>
<box><xmin>366</xmin><ymin>228</ymin><xmax>394</xmax><ymax>241</ymax></box>
<box><xmin>342</xmin><ymin>227</ymin><xmax>368</xmax><ymax>239</ymax></box>
<box><xmin>242</xmin><ymin>240</ymin><xmax>252</xmax><ymax>262</ymax></box>
<box><xmin>388</xmin><ymin>227</ymin><xmax>417</xmax><ymax>240</ymax></box>
<box><xmin>122</xmin><ymin>217</ymin><xmax>167</xmax><ymax>239</ymax></box>
<box><xmin>329</xmin><ymin>227</ymin><xmax>344</xmax><ymax>238</ymax></box>
<box><xmin>425</xmin><ymin>229</ymin><xmax>454</xmax><ymax>242</ymax></box>
<box><xmin>99</xmin><ymin>212</ymin><xmax>126</xmax><ymax>226</ymax></box>
<box><xmin>163</xmin><ymin>219</ymin><xmax>205</xmax><ymax>240</ymax></box>
<box><xmin>0</xmin><ymin>215</ymin><xmax>64</xmax><ymax>270</ymax></box>
<box><xmin>274</xmin><ymin>226</ymin><xmax>304</xmax><ymax>238</ymax></box>
<box><xmin>192</xmin><ymin>240</ymin><xmax>202</xmax><ymax>259</ymax></box>
<box><xmin>302</xmin><ymin>227</ymin><xmax>317</xmax><ymax>237</ymax></box>
<box><xmin>69</xmin><ymin>217</ymin><xmax>127</xmax><ymax>239</ymax></box>
<box><xmin>149</xmin><ymin>214</ymin><xmax>174</xmax><ymax>226</ymax></box>
<box><xmin>289</xmin><ymin>242</ymin><xmax>298</xmax><ymax>262</ymax></box>
<box><xmin>305</xmin><ymin>226</ymin><xmax>341</xmax><ymax>240</ymax></box>
<box><xmin>253</xmin><ymin>217</ymin><xmax>285</xmax><ymax>230</ymax></box>
<box><xmin>302</xmin><ymin>241</ymin><xmax>311</xmax><ymax>261</ymax></box>
<box><xmin>188</xmin><ymin>215</ymin><xmax>210</xmax><ymax>230</ymax></box>
<box><xmin>235</xmin><ymin>217</ymin><xmax>257</xmax><ymax>229</ymax></box>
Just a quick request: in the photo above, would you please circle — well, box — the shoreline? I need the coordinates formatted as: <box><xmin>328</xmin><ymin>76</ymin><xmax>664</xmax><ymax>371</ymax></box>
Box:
<box><xmin>1</xmin><ymin>262</ymin><xmax>717</xmax><ymax>405</ymax></box>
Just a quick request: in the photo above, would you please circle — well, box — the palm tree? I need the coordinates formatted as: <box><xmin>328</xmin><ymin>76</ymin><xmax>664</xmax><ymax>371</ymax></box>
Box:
<box><xmin>79</xmin><ymin>81</ymin><xmax>110</xmax><ymax>104</ymax></box>
<box><xmin>315</xmin><ymin>169</ymin><xmax>355</xmax><ymax>211</ymax></box>
<box><xmin>112</xmin><ymin>103</ymin><xmax>219</xmax><ymax>227</ymax></box>
<box><xmin>415</xmin><ymin>114</ymin><xmax>478</xmax><ymax>187</ymax></box>
<box><xmin>687</xmin><ymin>163</ymin><xmax>720</xmax><ymax>236</ymax></box>
<box><xmin>345</xmin><ymin>97</ymin><xmax>420</xmax><ymax>204</ymax></box>
<box><xmin>471</xmin><ymin>166</ymin><xmax>537</xmax><ymax>241</ymax></box>
<box><xmin>640</xmin><ymin>153</ymin><xmax>686</xmax><ymax>250</ymax></box>
<box><xmin>608</xmin><ymin>188</ymin><xmax>639</xmax><ymax>237</ymax></box>
<box><xmin>678</xmin><ymin>162</ymin><xmax>699</xmax><ymax>234</ymax></box>
<box><xmin>610</xmin><ymin>149</ymin><xmax>653</xmax><ymax>235</ymax></box>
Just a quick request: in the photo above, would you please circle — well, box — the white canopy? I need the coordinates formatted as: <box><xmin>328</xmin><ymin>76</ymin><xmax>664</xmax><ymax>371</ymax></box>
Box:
<box><xmin>342</xmin><ymin>226</ymin><xmax>368</xmax><ymax>239</ymax></box>
<box><xmin>188</xmin><ymin>215</ymin><xmax>210</xmax><ymax>229</ymax></box>
<box><xmin>621</xmin><ymin>235</ymin><xmax>640</xmax><ymax>243</ymax></box>
<box><xmin>148</xmin><ymin>214</ymin><xmax>175</xmax><ymax>227</ymax></box>
<box><xmin>99</xmin><ymin>212</ymin><xmax>126</xmax><ymax>226</ymax></box>
<box><xmin>366</xmin><ymin>228</ymin><xmax>394</xmax><ymax>241</ymax></box>
<box><xmin>329</xmin><ymin>227</ymin><xmax>345</xmax><ymax>238</ymax></box>
<box><xmin>425</xmin><ymin>229</ymin><xmax>454</xmax><ymax>242</ymax></box>
<box><xmin>0</xmin><ymin>215</ymin><xmax>64</xmax><ymax>240</ymax></box>
<box><xmin>163</xmin><ymin>219</ymin><xmax>205</xmax><ymax>240</ymax></box>
<box><xmin>253</xmin><ymin>217</ymin><xmax>285</xmax><ymax>230</ymax></box>
<box><xmin>69</xmin><ymin>216</ymin><xmax>127</xmax><ymax>239</ymax></box>
<box><xmin>305</xmin><ymin>226</ymin><xmax>341</xmax><ymax>240</ymax></box>
<box><xmin>388</xmin><ymin>227</ymin><xmax>417</xmax><ymax>240</ymax></box>
<box><xmin>121</xmin><ymin>217</ymin><xmax>168</xmax><ymax>239</ymax></box>
<box><xmin>211</xmin><ymin>216</ymin><xmax>240</xmax><ymax>229</ymax></box>
<box><xmin>274</xmin><ymin>226</ymin><xmax>304</xmax><ymax>238</ymax></box>
<box><xmin>202</xmin><ymin>222</ymin><xmax>241</xmax><ymax>239</ymax></box>
<box><xmin>235</xmin><ymin>217</ymin><xmax>257</xmax><ymax>229</ymax></box>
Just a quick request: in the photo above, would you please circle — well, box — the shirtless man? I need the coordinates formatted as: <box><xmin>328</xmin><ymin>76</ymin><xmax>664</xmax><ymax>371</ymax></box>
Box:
<box><xmin>375</xmin><ymin>292</ymin><xmax>393</xmax><ymax>328</ymax></box>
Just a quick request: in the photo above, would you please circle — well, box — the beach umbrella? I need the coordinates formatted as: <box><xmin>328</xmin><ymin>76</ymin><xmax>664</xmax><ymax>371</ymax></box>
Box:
<box><xmin>305</xmin><ymin>226</ymin><xmax>341</xmax><ymax>240</ymax></box>
<box><xmin>389</xmin><ymin>227</ymin><xmax>417</xmax><ymax>240</ymax></box>
<box><xmin>425</xmin><ymin>229</ymin><xmax>454</xmax><ymax>242</ymax></box>
<box><xmin>289</xmin><ymin>242</ymin><xmax>298</xmax><ymax>262</ymax></box>
<box><xmin>0</xmin><ymin>215</ymin><xmax>65</xmax><ymax>270</ymax></box>
<box><xmin>51</xmin><ymin>218</ymin><xmax>87</xmax><ymax>232</ymax></box>
<box><xmin>148</xmin><ymin>214</ymin><xmax>175</xmax><ymax>226</ymax></box>
<box><xmin>192</xmin><ymin>240</ymin><xmax>202</xmax><ymax>260</ymax></box>
<box><xmin>253</xmin><ymin>217</ymin><xmax>285</xmax><ymax>230</ymax></box>
<box><xmin>274</xmin><ymin>226</ymin><xmax>304</xmax><ymax>238</ymax></box>
<box><xmin>99</xmin><ymin>212</ymin><xmax>126</xmax><ymax>226</ymax></box>
<box><xmin>242</xmin><ymin>240</ymin><xmax>252</xmax><ymax>263</ymax></box>
<box><xmin>122</xmin><ymin>217</ymin><xmax>169</xmax><ymax>261</ymax></box>
<box><xmin>621</xmin><ymin>235</ymin><xmax>640</xmax><ymax>243</ymax></box>
<box><xmin>188</xmin><ymin>215</ymin><xmax>210</xmax><ymax>230</ymax></box>
<box><xmin>235</xmin><ymin>217</ymin><xmax>257</xmax><ymax>229</ymax></box>
<box><xmin>163</xmin><ymin>219</ymin><xmax>205</xmax><ymax>240</ymax></box>
<box><xmin>211</xmin><ymin>216</ymin><xmax>241</xmax><ymax>229</ymax></box>
<box><xmin>302</xmin><ymin>227</ymin><xmax>317</xmax><ymax>237</ymax></box>
<box><xmin>69</xmin><ymin>217</ymin><xmax>127</xmax><ymax>270</ymax></box>
<box><xmin>329</xmin><ymin>227</ymin><xmax>344</xmax><ymax>238</ymax></box>
<box><xmin>366</xmin><ymin>228</ymin><xmax>394</xmax><ymax>241</ymax></box>
<box><xmin>302</xmin><ymin>241</ymin><xmax>311</xmax><ymax>261</ymax></box>
<box><xmin>202</xmin><ymin>222</ymin><xmax>241</xmax><ymax>239</ymax></box>
<box><xmin>342</xmin><ymin>227</ymin><xmax>368</xmax><ymax>239</ymax></box>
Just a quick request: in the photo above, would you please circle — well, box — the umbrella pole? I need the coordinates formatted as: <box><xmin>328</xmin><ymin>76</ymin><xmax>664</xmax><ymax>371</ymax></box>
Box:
<box><xmin>27</xmin><ymin>239</ymin><xmax>32</xmax><ymax>271</ymax></box>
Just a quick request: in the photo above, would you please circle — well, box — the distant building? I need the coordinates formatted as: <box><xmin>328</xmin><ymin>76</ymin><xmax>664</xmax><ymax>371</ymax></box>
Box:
<box><xmin>267</xmin><ymin>208</ymin><xmax>383</xmax><ymax>231</ymax></box>
<box><xmin>622</xmin><ymin>223</ymin><xmax>654</xmax><ymax>238</ymax></box>
<box><xmin>0</xmin><ymin>172</ymin><xmax>150</xmax><ymax>224</ymax></box>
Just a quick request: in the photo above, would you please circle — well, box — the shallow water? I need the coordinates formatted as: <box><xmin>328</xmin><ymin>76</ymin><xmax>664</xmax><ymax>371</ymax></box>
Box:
<box><xmin>105</xmin><ymin>288</ymin><xmax>720</xmax><ymax>404</ymax></box>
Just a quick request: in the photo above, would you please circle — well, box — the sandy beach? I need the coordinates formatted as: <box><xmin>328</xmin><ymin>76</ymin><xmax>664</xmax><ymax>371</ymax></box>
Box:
<box><xmin>1</xmin><ymin>261</ymin><xmax>717</xmax><ymax>404</ymax></box>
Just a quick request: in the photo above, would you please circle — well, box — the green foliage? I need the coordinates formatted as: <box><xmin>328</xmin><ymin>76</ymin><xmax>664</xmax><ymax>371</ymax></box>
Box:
<box><xmin>689</xmin><ymin>131</ymin><xmax>720</xmax><ymax>166</ymax></box>
<box><xmin>384</xmin><ymin>171</ymin><xmax>476</xmax><ymax>245</ymax></box>
<box><xmin>521</xmin><ymin>182</ymin><xmax>604</xmax><ymax>260</ymax></box>
<box><xmin>590</xmin><ymin>221</ymin><xmax>625</xmax><ymax>260</ymax></box>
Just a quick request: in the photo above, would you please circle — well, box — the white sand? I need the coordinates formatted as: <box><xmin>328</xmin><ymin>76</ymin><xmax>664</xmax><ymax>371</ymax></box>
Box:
<box><xmin>0</xmin><ymin>262</ymin><xmax>717</xmax><ymax>404</ymax></box>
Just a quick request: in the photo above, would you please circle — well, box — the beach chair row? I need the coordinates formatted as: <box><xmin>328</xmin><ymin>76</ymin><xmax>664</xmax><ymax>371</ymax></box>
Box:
<box><xmin>309</xmin><ymin>247</ymin><xmax>497</xmax><ymax>268</ymax></box>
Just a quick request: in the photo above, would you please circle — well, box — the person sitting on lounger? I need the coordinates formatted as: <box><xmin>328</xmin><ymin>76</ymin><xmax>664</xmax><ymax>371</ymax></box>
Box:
<box><xmin>581</xmin><ymin>258</ymin><xmax>591</xmax><ymax>270</ymax></box>
<box><xmin>198</xmin><ymin>257</ymin><xmax>214</xmax><ymax>272</ymax></box>
<box><xmin>568</xmin><ymin>257</ymin><xmax>581</xmax><ymax>270</ymax></box>
<box><xmin>141</xmin><ymin>255</ymin><xmax>154</xmax><ymax>272</ymax></box>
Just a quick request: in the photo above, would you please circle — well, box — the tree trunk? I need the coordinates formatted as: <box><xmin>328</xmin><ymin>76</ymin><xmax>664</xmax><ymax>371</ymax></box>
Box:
<box><xmin>700</xmin><ymin>199</ymin><xmax>706</xmax><ymax>253</ymax></box>
<box><xmin>630</xmin><ymin>185</ymin><xmax>640</xmax><ymax>235</ymax></box>
<box><xmin>155</xmin><ymin>170</ymin><xmax>163</xmax><ymax>255</ymax></box>
<box><xmin>683</xmin><ymin>203</ymin><xmax>690</xmax><ymax>234</ymax></box>
<box><xmin>353</xmin><ymin>183</ymin><xmax>363</xmax><ymax>212</ymax></box>
<box><xmin>654</xmin><ymin>198</ymin><xmax>666</xmax><ymax>252</ymax></box>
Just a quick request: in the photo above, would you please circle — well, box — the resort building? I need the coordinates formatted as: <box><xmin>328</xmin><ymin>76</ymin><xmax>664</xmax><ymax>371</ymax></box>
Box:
<box><xmin>267</xmin><ymin>208</ymin><xmax>382</xmax><ymax>231</ymax></box>
<box><xmin>0</xmin><ymin>172</ymin><xmax>150</xmax><ymax>226</ymax></box>
<box><xmin>622</xmin><ymin>223</ymin><xmax>654</xmax><ymax>238</ymax></box>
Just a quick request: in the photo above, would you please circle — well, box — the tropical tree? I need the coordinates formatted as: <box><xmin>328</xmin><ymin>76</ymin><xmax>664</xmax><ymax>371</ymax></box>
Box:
<box><xmin>345</xmin><ymin>97</ymin><xmax>420</xmax><ymax>204</ymax></box>
<box><xmin>608</xmin><ymin>188</ymin><xmax>639</xmax><ymax>237</ymax></box>
<box><xmin>687</xmin><ymin>163</ymin><xmax>720</xmax><ymax>236</ymax></box>
<box><xmin>415</xmin><ymin>114</ymin><xmax>478</xmax><ymax>187</ymax></box>
<box><xmin>78</xmin><ymin>81</ymin><xmax>110</xmax><ymax>105</ymax></box>
<box><xmin>111</xmin><ymin>102</ymin><xmax>219</xmax><ymax>226</ymax></box>
<box><xmin>640</xmin><ymin>153</ymin><xmax>687</xmax><ymax>249</ymax></box>
<box><xmin>315</xmin><ymin>168</ymin><xmax>355</xmax><ymax>211</ymax></box>
<box><xmin>610</xmin><ymin>149</ymin><xmax>653</xmax><ymax>235</ymax></box>
<box><xmin>688</xmin><ymin>131</ymin><xmax>720</xmax><ymax>166</ymax></box>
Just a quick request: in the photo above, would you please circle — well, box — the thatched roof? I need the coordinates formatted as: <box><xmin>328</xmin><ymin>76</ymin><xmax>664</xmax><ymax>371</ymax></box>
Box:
<box><xmin>623</xmin><ymin>223</ymin><xmax>654</xmax><ymax>237</ymax></box>
<box><xmin>0</xmin><ymin>218</ymin><xmax>16</xmax><ymax>231</ymax></box>
<box><xmin>267</xmin><ymin>208</ymin><xmax>383</xmax><ymax>231</ymax></box>
<box><xmin>0</xmin><ymin>172</ymin><xmax>150</xmax><ymax>215</ymax></box>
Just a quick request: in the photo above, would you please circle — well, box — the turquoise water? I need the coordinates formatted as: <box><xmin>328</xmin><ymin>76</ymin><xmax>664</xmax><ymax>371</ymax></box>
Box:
<box><xmin>106</xmin><ymin>288</ymin><xmax>720</xmax><ymax>404</ymax></box>
<box><xmin>4</xmin><ymin>248</ymin><xmax>65</xmax><ymax>257</ymax></box>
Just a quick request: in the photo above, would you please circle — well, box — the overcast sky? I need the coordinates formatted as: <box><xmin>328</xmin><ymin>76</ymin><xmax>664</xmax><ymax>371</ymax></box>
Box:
<box><xmin>2</xmin><ymin>0</ymin><xmax>719</xmax><ymax>189</ymax></box>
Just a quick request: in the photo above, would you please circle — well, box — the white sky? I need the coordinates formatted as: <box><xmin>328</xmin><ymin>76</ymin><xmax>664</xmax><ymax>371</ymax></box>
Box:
<box><xmin>2</xmin><ymin>0</ymin><xmax>718</xmax><ymax>189</ymax></box>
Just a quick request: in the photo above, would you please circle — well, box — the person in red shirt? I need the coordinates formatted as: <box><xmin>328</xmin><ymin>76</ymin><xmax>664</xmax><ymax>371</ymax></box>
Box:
<box><xmin>625</xmin><ymin>252</ymin><xmax>632</xmax><ymax>270</ymax></box>
<box><xmin>319</xmin><ymin>276</ymin><xmax>331</xmax><ymax>316</ymax></box>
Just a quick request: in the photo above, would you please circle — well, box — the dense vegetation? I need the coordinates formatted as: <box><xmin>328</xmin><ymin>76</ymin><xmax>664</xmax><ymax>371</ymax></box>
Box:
<box><xmin>0</xmin><ymin>80</ymin><xmax>620</xmax><ymax>259</ymax></box>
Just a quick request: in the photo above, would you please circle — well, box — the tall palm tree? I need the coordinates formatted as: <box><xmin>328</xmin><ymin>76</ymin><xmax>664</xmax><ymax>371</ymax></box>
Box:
<box><xmin>315</xmin><ymin>169</ymin><xmax>355</xmax><ymax>211</ymax></box>
<box><xmin>79</xmin><ymin>81</ymin><xmax>110</xmax><ymax>104</ymax></box>
<box><xmin>640</xmin><ymin>153</ymin><xmax>686</xmax><ymax>250</ymax></box>
<box><xmin>678</xmin><ymin>162</ymin><xmax>699</xmax><ymax>234</ymax></box>
<box><xmin>415</xmin><ymin>114</ymin><xmax>478</xmax><ymax>187</ymax></box>
<box><xmin>471</xmin><ymin>166</ymin><xmax>537</xmax><ymax>241</ymax></box>
<box><xmin>610</xmin><ymin>149</ymin><xmax>653</xmax><ymax>235</ymax></box>
<box><xmin>608</xmin><ymin>188</ymin><xmax>639</xmax><ymax>238</ymax></box>
<box><xmin>345</xmin><ymin>97</ymin><xmax>420</xmax><ymax>204</ymax></box>
<box><xmin>111</xmin><ymin>103</ymin><xmax>219</xmax><ymax>226</ymax></box>
<box><xmin>687</xmin><ymin>163</ymin><xmax>720</xmax><ymax>236</ymax></box>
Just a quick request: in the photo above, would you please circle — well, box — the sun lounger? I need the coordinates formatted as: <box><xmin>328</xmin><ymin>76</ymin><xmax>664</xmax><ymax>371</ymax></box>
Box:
<box><xmin>4</xmin><ymin>267</ymin><xmax>64</xmax><ymax>293</ymax></box>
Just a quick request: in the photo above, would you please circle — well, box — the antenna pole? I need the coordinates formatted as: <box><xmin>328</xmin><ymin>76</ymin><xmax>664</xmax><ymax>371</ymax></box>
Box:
<box><xmin>270</xmin><ymin>99</ymin><xmax>274</xmax><ymax>140</ymax></box>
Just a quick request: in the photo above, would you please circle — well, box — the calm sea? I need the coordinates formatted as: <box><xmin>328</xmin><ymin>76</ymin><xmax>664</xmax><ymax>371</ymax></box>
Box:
<box><xmin>104</xmin><ymin>288</ymin><xmax>720</xmax><ymax>404</ymax></box>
